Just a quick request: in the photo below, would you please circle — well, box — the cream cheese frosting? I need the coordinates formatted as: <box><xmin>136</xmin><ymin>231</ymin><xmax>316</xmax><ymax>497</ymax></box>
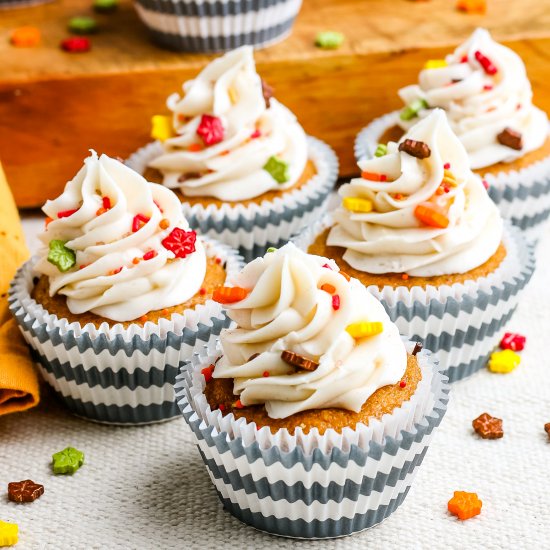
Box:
<box><xmin>329</xmin><ymin>109</ymin><xmax>503</xmax><ymax>276</ymax></box>
<box><xmin>398</xmin><ymin>28</ymin><xmax>548</xmax><ymax>169</ymax></box>
<box><xmin>35</xmin><ymin>151</ymin><xmax>207</xmax><ymax>322</ymax></box>
<box><xmin>214</xmin><ymin>243</ymin><xmax>407</xmax><ymax>419</ymax></box>
<box><xmin>148</xmin><ymin>46</ymin><xmax>308</xmax><ymax>201</ymax></box>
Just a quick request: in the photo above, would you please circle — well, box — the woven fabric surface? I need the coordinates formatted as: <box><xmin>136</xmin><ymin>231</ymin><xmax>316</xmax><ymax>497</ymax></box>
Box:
<box><xmin>0</xmin><ymin>216</ymin><xmax>548</xmax><ymax>549</ymax></box>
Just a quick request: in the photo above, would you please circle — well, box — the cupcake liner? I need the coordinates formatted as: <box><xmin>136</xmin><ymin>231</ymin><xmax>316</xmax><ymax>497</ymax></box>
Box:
<box><xmin>355</xmin><ymin>112</ymin><xmax>550</xmax><ymax>243</ymax></box>
<box><xmin>133</xmin><ymin>0</ymin><xmax>302</xmax><ymax>52</ymax></box>
<box><xmin>8</xmin><ymin>238</ymin><xmax>244</xmax><ymax>425</ymax></box>
<box><xmin>174</xmin><ymin>341</ymin><xmax>449</xmax><ymax>538</ymax></box>
<box><xmin>126</xmin><ymin>136</ymin><xmax>338</xmax><ymax>262</ymax></box>
<box><xmin>292</xmin><ymin>215</ymin><xmax>535</xmax><ymax>383</ymax></box>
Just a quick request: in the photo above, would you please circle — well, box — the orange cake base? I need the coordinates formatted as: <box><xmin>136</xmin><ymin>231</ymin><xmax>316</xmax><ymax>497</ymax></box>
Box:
<box><xmin>205</xmin><ymin>354</ymin><xmax>420</xmax><ymax>435</ymax></box>
<box><xmin>31</xmin><ymin>257</ymin><xmax>226</xmax><ymax>329</ymax></box>
<box><xmin>308</xmin><ymin>228</ymin><xmax>507</xmax><ymax>290</ymax></box>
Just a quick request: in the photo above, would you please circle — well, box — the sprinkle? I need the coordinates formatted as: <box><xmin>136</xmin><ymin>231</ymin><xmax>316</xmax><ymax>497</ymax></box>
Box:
<box><xmin>60</xmin><ymin>36</ymin><xmax>91</xmax><ymax>53</ymax></box>
<box><xmin>497</xmin><ymin>127</ymin><xmax>523</xmax><ymax>150</ymax></box>
<box><xmin>234</xmin><ymin>399</ymin><xmax>245</xmax><ymax>409</ymax></box>
<box><xmin>102</xmin><ymin>196</ymin><xmax>111</xmax><ymax>210</ymax></box>
<box><xmin>108</xmin><ymin>267</ymin><xmax>122</xmax><ymax>275</ymax></box>
<box><xmin>10</xmin><ymin>26</ymin><xmax>41</xmax><ymax>47</ymax></box>
<box><xmin>96</xmin><ymin>207</ymin><xmax>107</xmax><ymax>216</ymax></box>
<box><xmin>499</xmin><ymin>332</ymin><xmax>526</xmax><ymax>352</ymax></box>
<box><xmin>57</xmin><ymin>208</ymin><xmax>79</xmax><ymax>218</ymax></box>
<box><xmin>48</xmin><ymin>240</ymin><xmax>76</xmax><ymax>272</ymax></box>
<box><xmin>281</xmin><ymin>350</ymin><xmax>319</xmax><ymax>371</ymax></box>
<box><xmin>545</xmin><ymin>423</ymin><xmax>550</xmax><ymax>439</ymax></box>
<box><xmin>483</xmin><ymin>84</ymin><xmax>493</xmax><ymax>91</ymax></box>
<box><xmin>456</xmin><ymin>0</ymin><xmax>487</xmax><ymax>14</ymax></box>
<box><xmin>424</xmin><ymin>59</ymin><xmax>447</xmax><ymax>70</ymax></box>
<box><xmin>199</xmin><ymin>287</ymin><xmax>206</xmax><ymax>295</ymax></box>
<box><xmin>220</xmin><ymin>150</ymin><xmax>230</xmax><ymax>156</ymax></box>
<box><xmin>143</xmin><ymin>250</ymin><xmax>157</xmax><ymax>261</ymax></box>
<box><xmin>218</xmin><ymin>404</ymin><xmax>226</xmax><ymax>412</ymax></box>
<box><xmin>488</xmin><ymin>349</ymin><xmax>521</xmax><ymax>374</ymax></box>
<box><xmin>132</xmin><ymin>213</ymin><xmax>150</xmax><ymax>232</ymax></box>
<box><xmin>45</xmin><ymin>216</ymin><xmax>53</xmax><ymax>227</ymax></box>
<box><xmin>400</xmin><ymin>98</ymin><xmax>428</xmax><ymax>121</ymax></box>
<box><xmin>414</xmin><ymin>203</ymin><xmax>449</xmax><ymax>228</ymax></box>
<box><xmin>197</xmin><ymin>114</ymin><xmax>224</xmax><ymax>146</ymax></box>
<box><xmin>261</xmin><ymin>79</ymin><xmax>274</xmax><ymax>108</ymax></box>
<box><xmin>472</xmin><ymin>412</ymin><xmax>503</xmax><ymax>439</ymax></box>
<box><xmin>346</xmin><ymin>321</ymin><xmax>384</xmax><ymax>339</ymax></box>
<box><xmin>332</xmin><ymin>294</ymin><xmax>340</xmax><ymax>310</ymax></box>
<box><xmin>399</xmin><ymin>380</ymin><xmax>407</xmax><ymax>388</ymax></box>
<box><xmin>266</xmin><ymin>247</ymin><xmax>277</xmax><ymax>253</ymax></box>
<box><xmin>362</xmin><ymin>171</ymin><xmax>387</xmax><ymax>182</ymax></box>
<box><xmin>52</xmin><ymin>446</ymin><xmax>84</xmax><ymax>475</ymax></box>
<box><xmin>227</xmin><ymin>87</ymin><xmax>238</xmax><ymax>104</ymax></box>
<box><xmin>322</xmin><ymin>263</ymin><xmax>332</xmax><ymax>270</ymax></box>
<box><xmin>68</xmin><ymin>16</ymin><xmax>98</xmax><ymax>35</ymax></box>
<box><xmin>201</xmin><ymin>365</ymin><xmax>215</xmax><ymax>383</ymax></box>
<box><xmin>153</xmin><ymin>200</ymin><xmax>163</xmax><ymax>213</ymax></box>
<box><xmin>320</xmin><ymin>283</ymin><xmax>336</xmax><ymax>294</ymax></box>
<box><xmin>482</xmin><ymin>179</ymin><xmax>489</xmax><ymax>190</ymax></box>
<box><xmin>401</xmin><ymin>273</ymin><xmax>409</xmax><ymax>280</ymax></box>
<box><xmin>212</xmin><ymin>286</ymin><xmax>248</xmax><ymax>304</ymax></box>
<box><xmin>161</xmin><ymin>309</ymin><xmax>169</xmax><ymax>316</ymax></box>
<box><xmin>263</xmin><ymin>156</ymin><xmax>290</xmax><ymax>184</ymax></box>
<box><xmin>248</xmin><ymin>353</ymin><xmax>260</xmax><ymax>362</ymax></box>
<box><xmin>161</xmin><ymin>228</ymin><xmax>197</xmax><ymax>258</ymax></box>
<box><xmin>139</xmin><ymin>315</ymin><xmax>148</xmax><ymax>323</ymax></box>
<box><xmin>8</xmin><ymin>480</ymin><xmax>44</xmax><ymax>503</ymax></box>
<box><xmin>460</xmin><ymin>55</ymin><xmax>469</xmax><ymax>63</ymax></box>
<box><xmin>0</xmin><ymin>521</ymin><xmax>18</xmax><ymax>547</ymax></box>
<box><xmin>79</xmin><ymin>264</ymin><xmax>89</xmax><ymax>270</ymax></box>
<box><xmin>443</xmin><ymin>162</ymin><xmax>451</xmax><ymax>170</ymax></box>
<box><xmin>159</xmin><ymin>218</ymin><xmax>170</xmax><ymax>230</ymax></box>
<box><xmin>448</xmin><ymin>492</ymin><xmax>482</xmax><ymax>521</ymax></box>
<box><xmin>250</xmin><ymin>129</ymin><xmax>261</xmax><ymax>139</ymax></box>
<box><xmin>215</xmin><ymin>257</ymin><xmax>222</xmax><ymax>264</ymax></box>
<box><xmin>393</xmin><ymin>193</ymin><xmax>404</xmax><ymax>200</ymax></box>
<box><xmin>93</xmin><ymin>0</ymin><xmax>118</xmax><ymax>12</ymax></box>
<box><xmin>412</xmin><ymin>342</ymin><xmax>423</xmax><ymax>356</ymax></box>
<box><xmin>398</xmin><ymin>139</ymin><xmax>431</xmax><ymax>159</ymax></box>
<box><xmin>374</xmin><ymin>143</ymin><xmax>388</xmax><ymax>157</ymax></box>
<box><xmin>151</xmin><ymin>115</ymin><xmax>173</xmax><ymax>142</ymax></box>
<box><xmin>315</xmin><ymin>30</ymin><xmax>345</xmax><ymax>50</ymax></box>
<box><xmin>474</xmin><ymin>50</ymin><xmax>498</xmax><ymax>75</ymax></box>
<box><xmin>343</xmin><ymin>197</ymin><xmax>373</xmax><ymax>213</ymax></box>
<box><xmin>339</xmin><ymin>271</ymin><xmax>351</xmax><ymax>281</ymax></box>
<box><xmin>132</xmin><ymin>257</ymin><xmax>141</xmax><ymax>265</ymax></box>
<box><xmin>263</xmin><ymin>371</ymin><xmax>270</xmax><ymax>378</ymax></box>
<box><xmin>187</xmin><ymin>143</ymin><xmax>204</xmax><ymax>152</ymax></box>
<box><xmin>442</xmin><ymin>169</ymin><xmax>457</xmax><ymax>187</ymax></box>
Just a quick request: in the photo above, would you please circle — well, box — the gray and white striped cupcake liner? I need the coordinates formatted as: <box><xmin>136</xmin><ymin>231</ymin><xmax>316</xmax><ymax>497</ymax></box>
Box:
<box><xmin>126</xmin><ymin>136</ymin><xmax>338</xmax><ymax>262</ymax></box>
<box><xmin>8</xmin><ymin>239</ymin><xmax>243</xmax><ymax>426</ymax></box>
<box><xmin>133</xmin><ymin>0</ymin><xmax>302</xmax><ymax>52</ymax></box>
<box><xmin>355</xmin><ymin>112</ymin><xmax>550</xmax><ymax>244</ymax></box>
<box><xmin>175</xmin><ymin>341</ymin><xmax>449</xmax><ymax>538</ymax></box>
<box><xmin>292</xmin><ymin>216</ymin><xmax>535</xmax><ymax>383</ymax></box>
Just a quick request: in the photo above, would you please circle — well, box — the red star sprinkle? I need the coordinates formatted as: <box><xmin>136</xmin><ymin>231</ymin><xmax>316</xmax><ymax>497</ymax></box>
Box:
<box><xmin>196</xmin><ymin>115</ymin><xmax>224</xmax><ymax>146</ymax></box>
<box><xmin>161</xmin><ymin>228</ymin><xmax>197</xmax><ymax>258</ymax></box>
<box><xmin>500</xmin><ymin>332</ymin><xmax>526</xmax><ymax>352</ymax></box>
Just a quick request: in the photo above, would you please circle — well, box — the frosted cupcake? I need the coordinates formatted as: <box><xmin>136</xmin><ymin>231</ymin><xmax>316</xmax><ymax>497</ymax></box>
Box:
<box><xmin>127</xmin><ymin>46</ymin><xmax>337</xmax><ymax>261</ymax></box>
<box><xmin>9</xmin><ymin>151</ymin><xmax>242</xmax><ymax>425</ymax></box>
<box><xmin>299</xmin><ymin>109</ymin><xmax>535</xmax><ymax>382</ymax></box>
<box><xmin>175</xmin><ymin>243</ymin><xmax>449</xmax><ymax>538</ymax></box>
<box><xmin>356</xmin><ymin>28</ymin><xmax>550</xmax><ymax>242</ymax></box>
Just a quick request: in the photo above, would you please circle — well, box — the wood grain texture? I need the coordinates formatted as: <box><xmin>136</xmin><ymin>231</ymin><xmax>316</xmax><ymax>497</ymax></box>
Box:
<box><xmin>1</xmin><ymin>0</ymin><xmax>549</xmax><ymax>207</ymax></box>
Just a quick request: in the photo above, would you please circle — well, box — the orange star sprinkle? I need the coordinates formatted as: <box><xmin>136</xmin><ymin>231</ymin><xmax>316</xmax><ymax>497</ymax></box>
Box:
<box><xmin>448</xmin><ymin>491</ymin><xmax>482</xmax><ymax>520</ymax></box>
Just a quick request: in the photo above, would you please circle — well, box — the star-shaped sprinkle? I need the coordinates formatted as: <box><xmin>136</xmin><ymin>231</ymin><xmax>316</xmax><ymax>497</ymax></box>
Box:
<box><xmin>263</xmin><ymin>156</ymin><xmax>289</xmax><ymax>184</ymax></box>
<box><xmin>52</xmin><ymin>446</ymin><xmax>84</xmax><ymax>475</ymax></box>
<box><xmin>151</xmin><ymin>115</ymin><xmax>173</xmax><ymax>142</ymax></box>
<box><xmin>500</xmin><ymin>332</ymin><xmax>526</xmax><ymax>351</ymax></box>
<box><xmin>315</xmin><ymin>31</ymin><xmax>345</xmax><ymax>50</ymax></box>
<box><xmin>47</xmin><ymin>240</ymin><xmax>76</xmax><ymax>272</ymax></box>
<box><xmin>8</xmin><ymin>480</ymin><xmax>44</xmax><ymax>503</ymax></box>
<box><xmin>161</xmin><ymin>228</ymin><xmax>197</xmax><ymax>259</ymax></box>
<box><xmin>488</xmin><ymin>349</ymin><xmax>520</xmax><ymax>374</ymax></box>
<box><xmin>196</xmin><ymin>115</ymin><xmax>224</xmax><ymax>146</ymax></box>
<box><xmin>0</xmin><ymin>521</ymin><xmax>18</xmax><ymax>547</ymax></box>
<box><xmin>472</xmin><ymin>413</ymin><xmax>503</xmax><ymax>439</ymax></box>
<box><xmin>448</xmin><ymin>491</ymin><xmax>482</xmax><ymax>520</ymax></box>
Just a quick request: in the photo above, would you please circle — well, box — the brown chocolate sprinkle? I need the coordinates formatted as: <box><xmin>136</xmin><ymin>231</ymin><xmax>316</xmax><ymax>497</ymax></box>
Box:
<box><xmin>261</xmin><ymin>79</ymin><xmax>274</xmax><ymax>109</ymax></box>
<box><xmin>8</xmin><ymin>480</ymin><xmax>44</xmax><ymax>503</ymax></box>
<box><xmin>497</xmin><ymin>128</ymin><xmax>523</xmax><ymax>151</ymax></box>
<box><xmin>281</xmin><ymin>350</ymin><xmax>319</xmax><ymax>372</ymax></box>
<box><xmin>398</xmin><ymin>139</ymin><xmax>431</xmax><ymax>159</ymax></box>
<box><xmin>412</xmin><ymin>342</ymin><xmax>423</xmax><ymax>356</ymax></box>
<box><xmin>248</xmin><ymin>353</ymin><xmax>260</xmax><ymax>362</ymax></box>
<box><xmin>472</xmin><ymin>413</ymin><xmax>503</xmax><ymax>439</ymax></box>
<box><xmin>544</xmin><ymin>423</ymin><xmax>550</xmax><ymax>438</ymax></box>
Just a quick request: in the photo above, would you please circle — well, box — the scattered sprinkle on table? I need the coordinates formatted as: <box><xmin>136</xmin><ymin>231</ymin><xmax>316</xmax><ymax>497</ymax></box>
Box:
<box><xmin>488</xmin><ymin>349</ymin><xmax>520</xmax><ymax>374</ymax></box>
<box><xmin>545</xmin><ymin>423</ymin><xmax>550</xmax><ymax>439</ymax></box>
<box><xmin>315</xmin><ymin>31</ymin><xmax>344</xmax><ymax>50</ymax></box>
<box><xmin>8</xmin><ymin>480</ymin><xmax>44</xmax><ymax>503</ymax></box>
<box><xmin>68</xmin><ymin>16</ymin><xmax>98</xmax><ymax>35</ymax></box>
<box><xmin>93</xmin><ymin>0</ymin><xmax>118</xmax><ymax>12</ymax></box>
<box><xmin>472</xmin><ymin>412</ymin><xmax>503</xmax><ymax>439</ymax></box>
<box><xmin>500</xmin><ymin>332</ymin><xmax>526</xmax><ymax>351</ymax></box>
<box><xmin>448</xmin><ymin>491</ymin><xmax>482</xmax><ymax>520</ymax></box>
<box><xmin>10</xmin><ymin>26</ymin><xmax>41</xmax><ymax>47</ymax></box>
<box><xmin>0</xmin><ymin>521</ymin><xmax>18</xmax><ymax>547</ymax></box>
<box><xmin>60</xmin><ymin>37</ymin><xmax>92</xmax><ymax>53</ymax></box>
<box><xmin>52</xmin><ymin>446</ymin><xmax>84</xmax><ymax>475</ymax></box>
<box><xmin>456</xmin><ymin>0</ymin><xmax>487</xmax><ymax>14</ymax></box>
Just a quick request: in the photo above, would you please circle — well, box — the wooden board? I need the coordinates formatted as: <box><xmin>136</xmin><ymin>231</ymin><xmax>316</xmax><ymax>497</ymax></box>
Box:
<box><xmin>1</xmin><ymin>0</ymin><xmax>550</xmax><ymax>207</ymax></box>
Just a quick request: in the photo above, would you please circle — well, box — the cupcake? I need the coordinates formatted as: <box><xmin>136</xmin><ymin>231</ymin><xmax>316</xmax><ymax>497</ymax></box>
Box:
<box><xmin>298</xmin><ymin>109</ymin><xmax>535</xmax><ymax>382</ymax></box>
<box><xmin>133</xmin><ymin>0</ymin><xmax>303</xmax><ymax>53</ymax></box>
<box><xmin>126</xmin><ymin>46</ymin><xmax>338</xmax><ymax>261</ymax></box>
<box><xmin>175</xmin><ymin>243</ymin><xmax>449</xmax><ymax>538</ymax></box>
<box><xmin>9</xmin><ymin>151</ymin><xmax>242</xmax><ymax>425</ymax></box>
<box><xmin>355</xmin><ymin>28</ymin><xmax>550</xmax><ymax>242</ymax></box>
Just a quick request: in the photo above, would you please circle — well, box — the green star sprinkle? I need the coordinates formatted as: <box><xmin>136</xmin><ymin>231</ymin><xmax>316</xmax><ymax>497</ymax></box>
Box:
<box><xmin>266</xmin><ymin>247</ymin><xmax>277</xmax><ymax>253</ymax></box>
<box><xmin>52</xmin><ymin>446</ymin><xmax>84</xmax><ymax>475</ymax></box>
<box><xmin>400</xmin><ymin>99</ymin><xmax>429</xmax><ymax>121</ymax></box>
<box><xmin>47</xmin><ymin>240</ymin><xmax>76</xmax><ymax>272</ymax></box>
<box><xmin>315</xmin><ymin>31</ymin><xmax>344</xmax><ymax>50</ymax></box>
<box><xmin>263</xmin><ymin>156</ymin><xmax>289</xmax><ymax>184</ymax></box>
<box><xmin>68</xmin><ymin>16</ymin><xmax>98</xmax><ymax>35</ymax></box>
<box><xmin>374</xmin><ymin>143</ymin><xmax>388</xmax><ymax>157</ymax></box>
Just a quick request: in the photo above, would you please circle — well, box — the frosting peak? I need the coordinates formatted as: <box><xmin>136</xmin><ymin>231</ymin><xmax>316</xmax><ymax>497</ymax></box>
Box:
<box><xmin>214</xmin><ymin>243</ymin><xmax>407</xmax><ymax>419</ymax></box>
<box><xmin>398</xmin><ymin>28</ymin><xmax>548</xmax><ymax>169</ymax></box>
<box><xmin>148</xmin><ymin>46</ymin><xmax>308</xmax><ymax>201</ymax></box>
<box><xmin>35</xmin><ymin>151</ymin><xmax>206</xmax><ymax>322</ymax></box>
<box><xmin>329</xmin><ymin>109</ymin><xmax>503</xmax><ymax>276</ymax></box>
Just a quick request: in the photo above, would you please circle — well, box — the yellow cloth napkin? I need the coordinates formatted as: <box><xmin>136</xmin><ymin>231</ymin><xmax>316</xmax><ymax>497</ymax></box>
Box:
<box><xmin>0</xmin><ymin>162</ymin><xmax>40</xmax><ymax>415</ymax></box>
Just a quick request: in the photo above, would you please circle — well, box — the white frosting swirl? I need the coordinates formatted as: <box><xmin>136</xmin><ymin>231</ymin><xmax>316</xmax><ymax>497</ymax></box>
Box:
<box><xmin>328</xmin><ymin>109</ymin><xmax>503</xmax><ymax>276</ymax></box>
<box><xmin>398</xmin><ymin>28</ymin><xmax>548</xmax><ymax>169</ymax></box>
<box><xmin>148</xmin><ymin>46</ymin><xmax>308</xmax><ymax>201</ymax></box>
<box><xmin>35</xmin><ymin>151</ymin><xmax>207</xmax><ymax>322</ymax></box>
<box><xmin>214</xmin><ymin>243</ymin><xmax>407</xmax><ymax>419</ymax></box>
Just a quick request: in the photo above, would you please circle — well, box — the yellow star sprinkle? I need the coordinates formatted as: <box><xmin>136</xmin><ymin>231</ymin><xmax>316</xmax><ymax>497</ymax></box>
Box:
<box><xmin>424</xmin><ymin>59</ymin><xmax>448</xmax><ymax>70</ymax></box>
<box><xmin>343</xmin><ymin>197</ymin><xmax>373</xmax><ymax>213</ymax></box>
<box><xmin>346</xmin><ymin>322</ymin><xmax>384</xmax><ymax>339</ymax></box>
<box><xmin>0</xmin><ymin>521</ymin><xmax>18</xmax><ymax>547</ymax></box>
<box><xmin>488</xmin><ymin>349</ymin><xmax>521</xmax><ymax>374</ymax></box>
<box><xmin>150</xmin><ymin>115</ymin><xmax>174</xmax><ymax>142</ymax></box>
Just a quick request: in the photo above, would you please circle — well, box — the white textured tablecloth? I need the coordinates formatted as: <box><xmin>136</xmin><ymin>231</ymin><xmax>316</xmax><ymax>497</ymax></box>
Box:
<box><xmin>1</xmin><ymin>216</ymin><xmax>549</xmax><ymax>549</ymax></box>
